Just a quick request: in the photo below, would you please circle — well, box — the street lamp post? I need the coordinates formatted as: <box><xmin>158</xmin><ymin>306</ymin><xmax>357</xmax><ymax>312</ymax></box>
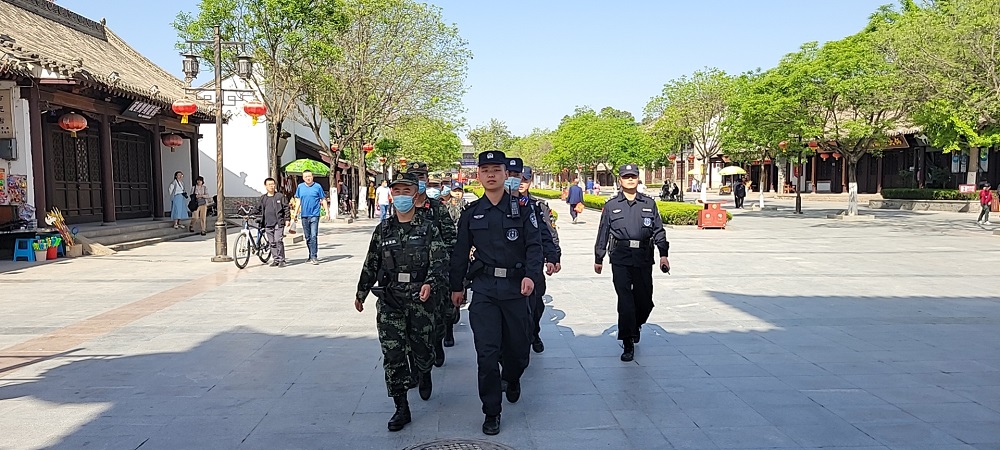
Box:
<box><xmin>180</xmin><ymin>25</ymin><xmax>253</xmax><ymax>262</ymax></box>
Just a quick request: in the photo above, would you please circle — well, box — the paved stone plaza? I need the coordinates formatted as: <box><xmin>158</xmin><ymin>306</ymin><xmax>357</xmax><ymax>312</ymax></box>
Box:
<box><xmin>1</xmin><ymin>199</ymin><xmax>999</xmax><ymax>449</ymax></box>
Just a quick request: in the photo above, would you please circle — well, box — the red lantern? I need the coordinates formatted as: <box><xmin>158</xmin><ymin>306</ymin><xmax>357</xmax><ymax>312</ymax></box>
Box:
<box><xmin>378</xmin><ymin>156</ymin><xmax>386</xmax><ymax>164</ymax></box>
<box><xmin>161</xmin><ymin>133</ymin><xmax>184</xmax><ymax>152</ymax></box>
<box><xmin>832</xmin><ymin>152</ymin><xmax>841</xmax><ymax>160</ymax></box>
<box><xmin>58</xmin><ymin>112</ymin><xmax>87</xmax><ymax>137</ymax></box>
<box><xmin>243</xmin><ymin>100</ymin><xmax>266</xmax><ymax>126</ymax></box>
<box><xmin>687</xmin><ymin>155</ymin><xmax>695</xmax><ymax>162</ymax></box>
<box><xmin>363</xmin><ymin>143</ymin><xmax>374</xmax><ymax>154</ymax></box>
<box><xmin>171</xmin><ymin>99</ymin><xmax>198</xmax><ymax>124</ymax></box>
<box><xmin>764</xmin><ymin>158</ymin><xmax>772</xmax><ymax>164</ymax></box>
<box><xmin>778</xmin><ymin>141</ymin><xmax>788</xmax><ymax>150</ymax></box>
<box><xmin>820</xmin><ymin>152</ymin><xmax>830</xmax><ymax>161</ymax></box>
<box><xmin>668</xmin><ymin>155</ymin><xmax>677</xmax><ymax>161</ymax></box>
<box><xmin>808</xmin><ymin>140</ymin><xmax>819</xmax><ymax>149</ymax></box>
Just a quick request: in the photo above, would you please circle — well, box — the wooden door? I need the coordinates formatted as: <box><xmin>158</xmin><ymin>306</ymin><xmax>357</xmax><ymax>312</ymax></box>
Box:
<box><xmin>112</xmin><ymin>132</ymin><xmax>153</xmax><ymax>219</ymax></box>
<box><xmin>49</xmin><ymin>128</ymin><xmax>103</xmax><ymax>223</ymax></box>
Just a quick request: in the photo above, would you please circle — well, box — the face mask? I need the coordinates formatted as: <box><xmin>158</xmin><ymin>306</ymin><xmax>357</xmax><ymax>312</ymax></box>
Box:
<box><xmin>418</xmin><ymin>181</ymin><xmax>427</xmax><ymax>194</ymax></box>
<box><xmin>426</xmin><ymin>188</ymin><xmax>441</xmax><ymax>199</ymax></box>
<box><xmin>504</xmin><ymin>176</ymin><xmax>521</xmax><ymax>192</ymax></box>
<box><xmin>441</xmin><ymin>186</ymin><xmax>451</xmax><ymax>197</ymax></box>
<box><xmin>393</xmin><ymin>195</ymin><xmax>415</xmax><ymax>213</ymax></box>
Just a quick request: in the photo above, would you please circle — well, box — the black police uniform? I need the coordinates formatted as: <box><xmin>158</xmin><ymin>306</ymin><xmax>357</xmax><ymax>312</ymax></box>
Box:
<box><xmin>514</xmin><ymin>165</ymin><xmax>561</xmax><ymax>351</ymax></box>
<box><xmin>594</xmin><ymin>164</ymin><xmax>669</xmax><ymax>349</ymax></box>
<box><xmin>451</xmin><ymin>151</ymin><xmax>543</xmax><ymax>427</ymax></box>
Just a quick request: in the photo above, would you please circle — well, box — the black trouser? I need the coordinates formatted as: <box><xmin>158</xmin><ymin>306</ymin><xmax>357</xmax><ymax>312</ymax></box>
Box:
<box><xmin>529</xmin><ymin>276</ymin><xmax>547</xmax><ymax>341</ymax></box>
<box><xmin>611</xmin><ymin>264</ymin><xmax>654</xmax><ymax>342</ymax></box>
<box><xmin>469</xmin><ymin>293</ymin><xmax>531</xmax><ymax>416</ymax></box>
<box><xmin>735</xmin><ymin>195</ymin><xmax>744</xmax><ymax>208</ymax></box>
<box><xmin>367</xmin><ymin>198</ymin><xmax>376</xmax><ymax>218</ymax></box>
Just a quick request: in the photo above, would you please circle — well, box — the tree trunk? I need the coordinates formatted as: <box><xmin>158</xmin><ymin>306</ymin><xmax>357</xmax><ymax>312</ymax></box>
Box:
<box><xmin>699</xmin><ymin>161</ymin><xmax>708</xmax><ymax>204</ymax></box>
<box><xmin>268</xmin><ymin>120</ymin><xmax>284</xmax><ymax>181</ymax></box>
<box><xmin>846</xmin><ymin>157</ymin><xmax>859</xmax><ymax>216</ymax></box>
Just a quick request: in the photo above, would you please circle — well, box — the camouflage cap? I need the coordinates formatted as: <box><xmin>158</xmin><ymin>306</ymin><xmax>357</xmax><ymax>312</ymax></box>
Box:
<box><xmin>407</xmin><ymin>161</ymin><xmax>429</xmax><ymax>173</ymax></box>
<box><xmin>389</xmin><ymin>171</ymin><xmax>419</xmax><ymax>187</ymax></box>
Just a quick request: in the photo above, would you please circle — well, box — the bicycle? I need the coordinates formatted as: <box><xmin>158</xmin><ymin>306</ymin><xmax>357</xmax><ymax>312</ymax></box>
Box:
<box><xmin>232</xmin><ymin>205</ymin><xmax>271</xmax><ymax>269</ymax></box>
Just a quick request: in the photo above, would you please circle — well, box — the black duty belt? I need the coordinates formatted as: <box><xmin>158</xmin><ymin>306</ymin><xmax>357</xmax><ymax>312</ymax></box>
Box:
<box><xmin>482</xmin><ymin>264</ymin><xmax>525</xmax><ymax>279</ymax></box>
<box><xmin>612</xmin><ymin>238</ymin><xmax>649</xmax><ymax>250</ymax></box>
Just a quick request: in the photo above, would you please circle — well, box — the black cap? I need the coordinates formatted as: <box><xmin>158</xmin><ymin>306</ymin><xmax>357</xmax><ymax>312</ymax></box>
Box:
<box><xmin>507</xmin><ymin>157</ymin><xmax>523</xmax><ymax>173</ymax></box>
<box><xmin>477</xmin><ymin>151</ymin><xmax>507</xmax><ymax>166</ymax></box>
<box><xmin>619</xmin><ymin>163</ymin><xmax>640</xmax><ymax>177</ymax></box>
<box><xmin>389</xmin><ymin>172</ymin><xmax>419</xmax><ymax>187</ymax></box>
<box><xmin>408</xmin><ymin>161</ymin><xmax>429</xmax><ymax>173</ymax></box>
<box><xmin>521</xmin><ymin>166</ymin><xmax>533</xmax><ymax>180</ymax></box>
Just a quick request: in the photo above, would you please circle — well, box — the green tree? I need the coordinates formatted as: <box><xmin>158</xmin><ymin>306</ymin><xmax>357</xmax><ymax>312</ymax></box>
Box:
<box><xmin>548</xmin><ymin>106</ymin><xmax>645</xmax><ymax>180</ymax></box>
<box><xmin>881</xmin><ymin>0</ymin><xmax>1000</xmax><ymax>157</ymax></box>
<box><xmin>507</xmin><ymin>129</ymin><xmax>555</xmax><ymax>172</ymax></box>
<box><xmin>645</xmin><ymin>68</ymin><xmax>735</xmax><ymax>203</ymax></box>
<box><xmin>175</xmin><ymin>0</ymin><xmax>346</xmax><ymax>179</ymax></box>
<box><xmin>387</xmin><ymin>116</ymin><xmax>463</xmax><ymax>170</ymax></box>
<box><xmin>467</xmin><ymin>119</ymin><xmax>514</xmax><ymax>154</ymax></box>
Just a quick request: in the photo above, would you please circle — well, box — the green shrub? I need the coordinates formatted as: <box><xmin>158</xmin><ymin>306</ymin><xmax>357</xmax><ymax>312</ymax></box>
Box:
<box><xmin>881</xmin><ymin>188</ymin><xmax>978</xmax><ymax>201</ymax></box>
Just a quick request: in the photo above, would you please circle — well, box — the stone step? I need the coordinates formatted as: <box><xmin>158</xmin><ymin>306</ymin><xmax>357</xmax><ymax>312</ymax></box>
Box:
<box><xmin>78</xmin><ymin>221</ymin><xmax>176</xmax><ymax>239</ymax></box>
<box><xmin>93</xmin><ymin>227</ymin><xmax>195</xmax><ymax>247</ymax></box>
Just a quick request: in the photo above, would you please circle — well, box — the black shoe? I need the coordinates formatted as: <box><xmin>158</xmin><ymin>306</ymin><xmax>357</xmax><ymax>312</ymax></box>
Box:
<box><xmin>434</xmin><ymin>340</ymin><xmax>445</xmax><ymax>367</ymax></box>
<box><xmin>482</xmin><ymin>414</ymin><xmax>501</xmax><ymax>435</ymax></box>
<box><xmin>200</xmin><ymin>231</ymin><xmax>206</xmax><ymax>236</ymax></box>
<box><xmin>532</xmin><ymin>337</ymin><xmax>544</xmax><ymax>353</ymax></box>
<box><xmin>621</xmin><ymin>341</ymin><xmax>635</xmax><ymax>362</ymax></box>
<box><xmin>634</xmin><ymin>327</ymin><xmax>641</xmax><ymax>344</ymax></box>
<box><xmin>388</xmin><ymin>396</ymin><xmax>411</xmax><ymax>432</ymax></box>
<box><xmin>269</xmin><ymin>261</ymin><xmax>279</xmax><ymax>267</ymax></box>
<box><xmin>505</xmin><ymin>380</ymin><xmax>521</xmax><ymax>403</ymax></box>
<box><xmin>278</xmin><ymin>261</ymin><xmax>286</xmax><ymax>268</ymax></box>
<box><xmin>418</xmin><ymin>371</ymin><xmax>432</xmax><ymax>401</ymax></box>
<box><xmin>443</xmin><ymin>325</ymin><xmax>455</xmax><ymax>348</ymax></box>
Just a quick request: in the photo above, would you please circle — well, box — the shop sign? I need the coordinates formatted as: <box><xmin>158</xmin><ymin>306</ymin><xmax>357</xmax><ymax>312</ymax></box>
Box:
<box><xmin>121</xmin><ymin>100</ymin><xmax>162</xmax><ymax>120</ymax></box>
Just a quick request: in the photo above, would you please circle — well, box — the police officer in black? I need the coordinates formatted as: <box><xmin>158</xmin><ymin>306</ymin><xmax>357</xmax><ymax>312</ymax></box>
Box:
<box><xmin>508</xmin><ymin>159</ymin><xmax>561</xmax><ymax>353</ymax></box>
<box><xmin>594</xmin><ymin>163</ymin><xmax>670</xmax><ymax>362</ymax></box>
<box><xmin>450</xmin><ymin>150</ymin><xmax>542</xmax><ymax>436</ymax></box>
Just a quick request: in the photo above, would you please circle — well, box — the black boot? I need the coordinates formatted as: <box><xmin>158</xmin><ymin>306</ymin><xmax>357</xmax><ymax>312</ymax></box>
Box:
<box><xmin>443</xmin><ymin>323</ymin><xmax>455</xmax><ymax>347</ymax></box>
<box><xmin>505</xmin><ymin>379</ymin><xmax>521</xmax><ymax>403</ymax></box>
<box><xmin>434</xmin><ymin>340</ymin><xmax>445</xmax><ymax>367</ymax></box>
<box><xmin>418</xmin><ymin>371</ymin><xmax>432</xmax><ymax>401</ymax></box>
<box><xmin>634</xmin><ymin>326</ymin><xmax>641</xmax><ymax>344</ymax></box>
<box><xmin>482</xmin><ymin>414</ymin><xmax>501</xmax><ymax>435</ymax></box>
<box><xmin>387</xmin><ymin>395</ymin><xmax>411</xmax><ymax>432</ymax></box>
<box><xmin>621</xmin><ymin>340</ymin><xmax>635</xmax><ymax>362</ymax></box>
<box><xmin>531</xmin><ymin>335</ymin><xmax>544</xmax><ymax>353</ymax></box>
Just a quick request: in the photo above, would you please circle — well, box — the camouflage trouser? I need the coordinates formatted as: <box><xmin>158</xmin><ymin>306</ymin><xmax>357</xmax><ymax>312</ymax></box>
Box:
<box><xmin>433</xmin><ymin>286</ymin><xmax>456</xmax><ymax>343</ymax></box>
<box><xmin>378</xmin><ymin>297</ymin><xmax>435</xmax><ymax>397</ymax></box>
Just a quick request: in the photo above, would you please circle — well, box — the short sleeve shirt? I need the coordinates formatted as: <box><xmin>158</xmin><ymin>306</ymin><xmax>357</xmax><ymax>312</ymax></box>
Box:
<box><xmin>295</xmin><ymin>182</ymin><xmax>326</xmax><ymax>217</ymax></box>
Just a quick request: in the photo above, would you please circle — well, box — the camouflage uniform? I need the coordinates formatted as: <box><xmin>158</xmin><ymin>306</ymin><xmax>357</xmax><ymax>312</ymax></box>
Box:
<box><xmin>417</xmin><ymin>195</ymin><xmax>458</xmax><ymax>349</ymax></box>
<box><xmin>356</xmin><ymin>211</ymin><xmax>448</xmax><ymax>397</ymax></box>
<box><xmin>445</xmin><ymin>195</ymin><xmax>468</xmax><ymax>224</ymax></box>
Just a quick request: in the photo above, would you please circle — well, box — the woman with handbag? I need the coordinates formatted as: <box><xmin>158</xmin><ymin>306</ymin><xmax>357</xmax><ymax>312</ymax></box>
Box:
<box><xmin>167</xmin><ymin>171</ymin><xmax>190</xmax><ymax>229</ymax></box>
<box><xmin>190</xmin><ymin>176</ymin><xmax>210</xmax><ymax>235</ymax></box>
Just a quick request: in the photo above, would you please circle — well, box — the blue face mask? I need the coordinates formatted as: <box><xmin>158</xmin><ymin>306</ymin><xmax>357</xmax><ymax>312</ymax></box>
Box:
<box><xmin>426</xmin><ymin>187</ymin><xmax>441</xmax><ymax>199</ymax></box>
<box><xmin>441</xmin><ymin>186</ymin><xmax>451</xmax><ymax>197</ymax></box>
<box><xmin>504</xmin><ymin>176</ymin><xmax>521</xmax><ymax>192</ymax></box>
<box><xmin>418</xmin><ymin>181</ymin><xmax>427</xmax><ymax>194</ymax></box>
<box><xmin>393</xmin><ymin>195</ymin><xmax>415</xmax><ymax>213</ymax></box>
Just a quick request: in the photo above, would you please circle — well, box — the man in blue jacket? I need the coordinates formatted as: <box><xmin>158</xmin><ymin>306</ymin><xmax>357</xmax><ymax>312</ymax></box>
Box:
<box><xmin>566</xmin><ymin>179</ymin><xmax>584</xmax><ymax>224</ymax></box>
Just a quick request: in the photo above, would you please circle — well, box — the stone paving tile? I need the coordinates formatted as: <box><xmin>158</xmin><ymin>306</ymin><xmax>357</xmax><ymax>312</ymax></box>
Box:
<box><xmin>701</xmin><ymin>426</ymin><xmax>800</xmax><ymax>449</ymax></box>
<box><xmin>776</xmin><ymin>422</ymin><xmax>880</xmax><ymax>448</ymax></box>
<box><xmin>857</xmin><ymin>422</ymin><xmax>968</xmax><ymax>448</ymax></box>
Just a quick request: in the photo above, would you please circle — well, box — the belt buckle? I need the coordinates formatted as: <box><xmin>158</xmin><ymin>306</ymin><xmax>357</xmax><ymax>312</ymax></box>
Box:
<box><xmin>397</xmin><ymin>273</ymin><xmax>411</xmax><ymax>283</ymax></box>
<box><xmin>628</xmin><ymin>240</ymin><xmax>640</xmax><ymax>249</ymax></box>
<box><xmin>494</xmin><ymin>268</ymin><xmax>507</xmax><ymax>278</ymax></box>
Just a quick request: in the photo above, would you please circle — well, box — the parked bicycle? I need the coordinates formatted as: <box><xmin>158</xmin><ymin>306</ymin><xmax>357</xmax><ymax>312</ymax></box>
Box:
<box><xmin>232</xmin><ymin>204</ymin><xmax>271</xmax><ymax>269</ymax></box>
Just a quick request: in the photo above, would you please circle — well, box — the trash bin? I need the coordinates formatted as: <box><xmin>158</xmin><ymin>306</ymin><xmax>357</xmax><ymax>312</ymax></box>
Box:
<box><xmin>698</xmin><ymin>202</ymin><xmax>728</xmax><ymax>229</ymax></box>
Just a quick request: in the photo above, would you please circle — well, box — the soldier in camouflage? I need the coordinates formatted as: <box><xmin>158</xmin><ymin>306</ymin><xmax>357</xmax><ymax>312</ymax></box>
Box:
<box><xmin>407</xmin><ymin>162</ymin><xmax>458</xmax><ymax>366</ymax></box>
<box><xmin>443</xmin><ymin>181</ymin><xmax>469</xmax><ymax>346</ymax></box>
<box><xmin>355</xmin><ymin>172</ymin><xmax>448</xmax><ymax>432</ymax></box>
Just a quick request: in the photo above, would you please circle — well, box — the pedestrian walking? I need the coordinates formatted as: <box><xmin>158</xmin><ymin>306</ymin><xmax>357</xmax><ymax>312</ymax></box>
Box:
<box><xmin>513</xmin><ymin>164</ymin><xmax>561</xmax><ymax>353</ymax></box>
<box><xmin>367</xmin><ymin>181</ymin><xmax>377</xmax><ymax>219</ymax></box>
<box><xmin>167</xmin><ymin>171</ymin><xmax>189</xmax><ymax>229</ymax></box>
<box><xmin>566</xmin><ymin>178</ymin><xmax>584</xmax><ymax>224</ymax></box>
<box><xmin>294</xmin><ymin>170</ymin><xmax>328</xmax><ymax>264</ymax></box>
<box><xmin>978</xmin><ymin>182</ymin><xmax>993</xmax><ymax>225</ymax></box>
<box><xmin>408</xmin><ymin>162</ymin><xmax>457</xmax><ymax>367</ymax></box>
<box><xmin>594</xmin><ymin>164</ymin><xmax>671</xmax><ymax>362</ymax></box>
<box><xmin>355</xmin><ymin>172</ymin><xmax>448</xmax><ymax>432</ymax></box>
<box><xmin>734</xmin><ymin>179</ymin><xmax>747</xmax><ymax>209</ymax></box>
<box><xmin>450</xmin><ymin>150</ymin><xmax>542</xmax><ymax>436</ymax></box>
<box><xmin>256</xmin><ymin>178</ymin><xmax>290</xmax><ymax>267</ymax></box>
<box><xmin>376</xmin><ymin>180</ymin><xmax>391</xmax><ymax>222</ymax></box>
<box><xmin>189</xmin><ymin>176</ymin><xmax>210</xmax><ymax>235</ymax></box>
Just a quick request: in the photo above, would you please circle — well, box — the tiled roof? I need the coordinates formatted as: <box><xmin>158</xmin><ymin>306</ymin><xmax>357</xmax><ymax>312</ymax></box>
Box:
<box><xmin>0</xmin><ymin>0</ymin><xmax>211</xmax><ymax>118</ymax></box>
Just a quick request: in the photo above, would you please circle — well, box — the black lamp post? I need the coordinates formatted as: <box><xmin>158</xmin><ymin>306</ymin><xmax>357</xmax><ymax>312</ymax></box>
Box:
<box><xmin>181</xmin><ymin>25</ymin><xmax>253</xmax><ymax>262</ymax></box>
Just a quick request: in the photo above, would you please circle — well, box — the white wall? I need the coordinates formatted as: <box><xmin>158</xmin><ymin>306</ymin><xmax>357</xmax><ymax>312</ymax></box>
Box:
<box><xmin>1</xmin><ymin>86</ymin><xmax>35</xmax><ymax>216</ymax></box>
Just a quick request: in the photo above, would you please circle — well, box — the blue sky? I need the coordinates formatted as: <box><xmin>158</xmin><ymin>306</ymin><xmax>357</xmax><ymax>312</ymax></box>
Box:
<box><xmin>61</xmin><ymin>0</ymin><xmax>889</xmax><ymax>136</ymax></box>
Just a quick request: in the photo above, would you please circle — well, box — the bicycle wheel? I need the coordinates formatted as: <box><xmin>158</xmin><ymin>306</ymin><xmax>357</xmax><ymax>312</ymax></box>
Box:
<box><xmin>233</xmin><ymin>233</ymin><xmax>250</xmax><ymax>269</ymax></box>
<box><xmin>257</xmin><ymin>232</ymin><xmax>271</xmax><ymax>264</ymax></box>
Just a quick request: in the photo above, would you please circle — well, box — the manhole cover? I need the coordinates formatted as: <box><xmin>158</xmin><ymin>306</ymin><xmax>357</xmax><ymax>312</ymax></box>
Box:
<box><xmin>402</xmin><ymin>439</ymin><xmax>517</xmax><ymax>450</ymax></box>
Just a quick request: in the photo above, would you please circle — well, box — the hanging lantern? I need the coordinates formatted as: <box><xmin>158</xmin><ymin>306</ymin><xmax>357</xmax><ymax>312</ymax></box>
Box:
<box><xmin>832</xmin><ymin>152</ymin><xmax>842</xmax><ymax>160</ymax></box>
<box><xmin>668</xmin><ymin>155</ymin><xmax>677</xmax><ymax>161</ymax></box>
<box><xmin>808</xmin><ymin>140</ymin><xmax>819</xmax><ymax>149</ymax></box>
<box><xmin>363</xmin><ymin>143</ymin><xmax>375</xmax><ymax>154</ymax></box>
<box><xmin>778</xmin><ymin>141</ymin><xmax>788</xmax><ymax>150</ymax></box>
<box><xmin>378</xmin><ymin>156</ymin><xmax>387</xmax><ymax>165</ymax></box>
<box><xmin>161</xmin><ymin>133</ymin><xmax>184</xmax><ymax>152</ymax></box>
<box><xmin>243</xmin><ymin>100</ymin><xmax>266</xmax><ymax>126</ymax></box>
<box><xmin>764</xmin><ymin>157</ymin><xmax>772</xmax><ymax>164</ymax></box>
<box><xmin>687</xmin><ymin>154</ymin><xmax>695</xmax><ymax>162</ymax></box>
<box><xmin>820</xmin><ymin>152</ymin><xmax>830</xmax><ymax>161</ymax></box>
<box><xmin>58</xmin><ymin>112</ymin><xmax>87</xmax><ymax>137</ymax></box>
<box><xmin>171</xmin><ymin>99</ymin><xmax>198</xmax><ymax>124</ymax></box>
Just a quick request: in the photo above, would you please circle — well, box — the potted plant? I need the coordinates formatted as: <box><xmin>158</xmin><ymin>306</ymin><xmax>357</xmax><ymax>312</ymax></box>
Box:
<box><xmin>32</xmin><ymin>240</ymin><xmax>48</xmax><ymax>261</ymax></box>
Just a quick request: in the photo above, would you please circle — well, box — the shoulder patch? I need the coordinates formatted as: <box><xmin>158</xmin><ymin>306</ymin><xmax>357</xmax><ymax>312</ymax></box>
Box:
<box><xmin>529</xmin><ymin>212</ymin><xmax>538</xmax><ymax>228</ymax></box>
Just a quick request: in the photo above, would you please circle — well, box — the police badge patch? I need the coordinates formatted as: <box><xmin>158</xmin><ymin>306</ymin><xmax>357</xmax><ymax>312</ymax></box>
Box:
<box><xmin>643</xmin><ymin>217</ymin><xmax>652</xmax><ymax>227</ymax></box>
<box><xmin>529</xmin><ymin>213</ymin><xmax>538</xmax><ymax>228</ymax></box>
<box><xmin>506</xmin><ymin>229</ymin><xmax>519</xmax><ymax>241</ymax></box>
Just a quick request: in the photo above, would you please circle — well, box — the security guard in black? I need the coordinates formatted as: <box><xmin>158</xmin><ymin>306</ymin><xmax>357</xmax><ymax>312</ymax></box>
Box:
<box><xmin>594</xmin><ymin>163</ymin><xmax>669</xmax><ymax>362</ymax></box>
